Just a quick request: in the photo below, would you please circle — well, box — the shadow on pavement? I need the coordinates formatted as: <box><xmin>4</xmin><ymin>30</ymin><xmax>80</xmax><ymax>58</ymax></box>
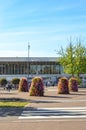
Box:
<box><xmin>0</xmin><ymin>97</ymin><xmax>28</xmax><ymax>101</ymax></box>
<box><xmin>44</xmin><ymin>95</ymin><xmax>71</xmax><ymax>98</ymax></box>
<box><xmin>0</xmin><ymin>98</ymin><xmax>29</xmax><ymax>117</ymax></box>
<box><xmin>0</xmin><ymin>107</ymin><xmax>24</xmax><ymax>117</ymax></box>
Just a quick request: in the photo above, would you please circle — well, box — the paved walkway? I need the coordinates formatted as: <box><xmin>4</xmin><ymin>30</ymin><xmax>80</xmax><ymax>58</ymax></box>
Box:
<box><xmin>0</xmin><ymin>87</ymin><xmax>86</xmax><ymax>108</ymax></box>
<box><xmin>0</xmin><ymin>87</ymin><xmax>86</xmax><ymax>130</ymax></box>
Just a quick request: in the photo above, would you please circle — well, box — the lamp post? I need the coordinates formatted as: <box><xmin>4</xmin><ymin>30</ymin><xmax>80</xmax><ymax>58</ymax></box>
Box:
<box><xmin>27</xmin><ymin>42</ymin><xmax>30</xmax><ymax>78</ymax></box>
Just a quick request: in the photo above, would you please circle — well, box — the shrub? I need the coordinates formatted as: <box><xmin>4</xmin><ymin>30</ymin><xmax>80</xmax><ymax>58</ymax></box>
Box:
<box><xmin>29</xmin><ymin>77</ymin><xmax>44</xmax><ymax>96</ymax></box>
<box><xmin>68</xmin><ymin>77</ymin><xmax>78</xmax><ymax>92</ymax></box>
<box><xmin>0</xmin><ymin>78</ymin><xmax>7</xmax><ymax>87</ymax></box>
<box><xmin>18</xmin><ymin>77</ymin><xmax>28</xmax><ymax>92</ymax></box>
<box><xmin>12</xmin><ymin>78</ymin><xmax>20</xmax><ymax>85</ymax></box>
<box><xmin>57</xmin><ymin>77</ymin><xmax>69</xmax><ymax>94</ymax></box>
<box><xmin>11</xmin><ymin>78</ymin><xmax>20</xmax><ymax>89</ymax></box>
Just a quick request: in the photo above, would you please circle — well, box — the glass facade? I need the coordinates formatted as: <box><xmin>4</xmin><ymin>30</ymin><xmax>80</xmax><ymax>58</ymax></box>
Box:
<box><xmin>0</xmin><ymin>61</ymin><xmax>62</xmax><ymax>75</ymax></box>
<box><xmin>0</xmin><ymin>63</ymin><xmax>61</xmax><ymax>74</ymax></box>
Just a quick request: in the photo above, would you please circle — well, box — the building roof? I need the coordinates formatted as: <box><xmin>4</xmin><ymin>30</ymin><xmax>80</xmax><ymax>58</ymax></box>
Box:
<box><xmin>0</xmin><ymin>57</ymin><xmax>59</xmax><ymax>62</ymax></box>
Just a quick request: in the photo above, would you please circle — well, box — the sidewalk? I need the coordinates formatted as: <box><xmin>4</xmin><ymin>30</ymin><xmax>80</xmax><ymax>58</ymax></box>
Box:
<box><xmin>0</xmin><ymin>87</ymin><xmax>86</xmax><ymax>108</ymax></box>
<box><xmin>0</xmin><ymin>87</ymin><xmax>86</xmax><ymax>130</ymax></box>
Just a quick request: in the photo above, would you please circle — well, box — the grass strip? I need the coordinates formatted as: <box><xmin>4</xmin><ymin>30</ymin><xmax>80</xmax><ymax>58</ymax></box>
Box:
<box><xmin>0</xmin><ymin>101</ymin><xmax>28</xmax><ymax>108</ymax></box>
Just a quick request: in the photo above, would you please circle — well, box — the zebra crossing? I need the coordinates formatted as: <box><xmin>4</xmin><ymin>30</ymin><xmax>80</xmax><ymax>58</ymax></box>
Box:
<box><xmin>19</xmin><ymin>107</ymin><xmax>86</xmax><ymax>120</ymax></box>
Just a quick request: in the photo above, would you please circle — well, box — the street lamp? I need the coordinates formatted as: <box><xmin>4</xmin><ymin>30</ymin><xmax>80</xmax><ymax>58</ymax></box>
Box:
<box><xmin>27</xmin><ymin>42</ymin><xmax>30</xmax><ymax>78</ymax></box>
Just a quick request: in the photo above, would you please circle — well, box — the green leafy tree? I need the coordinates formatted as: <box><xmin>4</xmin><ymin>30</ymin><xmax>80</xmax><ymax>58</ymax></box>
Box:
<box><xmin>58</xmin><ymin>40</ymin><xmax>75</xmax><ymax>76</ymax></box>
<box><xmin>57</xmin><ymin>38</ymin><xmax>86</xmax><ymax>78</ymax></box>
<box><xmin>74</xmin><ymin>39</ymin><xmax>86</xmax><ymax>77</ymax></box>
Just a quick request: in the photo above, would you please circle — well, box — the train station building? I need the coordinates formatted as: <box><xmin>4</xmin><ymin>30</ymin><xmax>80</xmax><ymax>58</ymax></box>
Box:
<box><xmin>0</xmin><ymin>57</ymin><xmax>63</xmax><ymax>82</ymax></box>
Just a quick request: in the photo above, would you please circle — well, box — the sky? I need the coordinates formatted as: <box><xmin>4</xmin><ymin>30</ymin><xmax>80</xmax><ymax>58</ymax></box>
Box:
<box><xmin>0</xmin><ymin>0</ymin><xmax>86</xmax><ymax>57</ymax></box>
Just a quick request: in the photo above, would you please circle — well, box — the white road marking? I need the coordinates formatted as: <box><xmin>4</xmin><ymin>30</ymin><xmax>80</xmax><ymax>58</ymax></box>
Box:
<box><xmin>19</xmin><ymin>107</ymin><xmax>86</xmax><ymax>119</ymax></box>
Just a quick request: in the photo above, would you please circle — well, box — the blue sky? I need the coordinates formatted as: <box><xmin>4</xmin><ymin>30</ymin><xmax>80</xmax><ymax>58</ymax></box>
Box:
<box><xmin>0</xmin><ymin>0</ymin><xmax>86</xmax><ymax>57</ymax></box>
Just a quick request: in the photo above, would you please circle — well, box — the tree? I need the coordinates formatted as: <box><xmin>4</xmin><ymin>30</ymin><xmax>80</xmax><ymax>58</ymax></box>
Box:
<box><xmin>57</xmin><ymin>38</ymin><xmax>86</xmax><ymax>78</ymax></box>
<box><xmin>57</xmin><ymin>39</ymin><xmax>75</xmax><ymax>76</ymax></box>
<box><xmin>74</xmin><ymin>39</ymin><xmax>86</xmax><ymax>77</ymax></box>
